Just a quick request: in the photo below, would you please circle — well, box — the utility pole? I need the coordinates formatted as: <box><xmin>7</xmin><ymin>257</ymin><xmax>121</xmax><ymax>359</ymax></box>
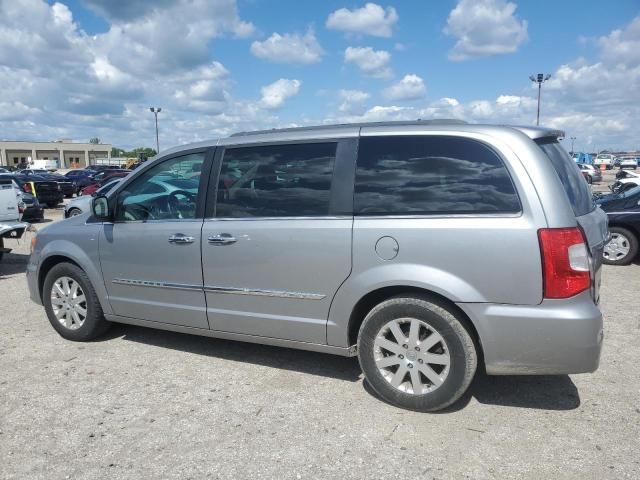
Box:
<box><xmin>570</xmin><ymin>136</ymin><xmax>577</xmax><ymax>155</ymax></box>
<box><xmin>529</xmin><ymin>73</ymin><xmax>551</xmax><ymax>126</ymax></box>
<box><xmin>149</xmin><ymin>107</ymin><xmax>162</xmax><ymax>153</ymax></box>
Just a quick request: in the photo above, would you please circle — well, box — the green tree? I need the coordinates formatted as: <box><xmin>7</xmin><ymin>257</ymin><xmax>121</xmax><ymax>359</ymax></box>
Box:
<box><xmin>127</xmin><ymin>147</ymin><xmax>157</xmax><ymax>158</ymax></box>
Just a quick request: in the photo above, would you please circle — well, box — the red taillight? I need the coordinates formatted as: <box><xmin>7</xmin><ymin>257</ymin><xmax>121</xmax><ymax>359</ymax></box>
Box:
<box><xmin>538</xmin><ymin>227</ymin><xmax>591</xmax><ymax>299</ymax></box>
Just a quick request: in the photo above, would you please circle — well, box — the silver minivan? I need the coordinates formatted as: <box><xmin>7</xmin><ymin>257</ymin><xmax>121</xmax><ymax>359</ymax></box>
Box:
<box><xmin>27</xmin><ymin>121</ymin><xmax>607</xmax><ymax>411</ymax></box>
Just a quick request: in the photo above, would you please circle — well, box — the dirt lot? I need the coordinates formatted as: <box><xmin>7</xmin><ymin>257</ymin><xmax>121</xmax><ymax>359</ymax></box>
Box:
<box><xmin>1</xmin><ymin>194</ymin><xmax>639</xmax><ymax>480</ymax></box>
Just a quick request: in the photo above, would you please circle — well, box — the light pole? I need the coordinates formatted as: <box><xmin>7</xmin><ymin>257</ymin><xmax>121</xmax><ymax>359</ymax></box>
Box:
<box><xmin>570</xmin><ymin>136</ymin><xmax>577</xmax><ymax>155</ymax></box>
<box><xmin>529</xmin><ymin>73</ymin><xmax>551</xmax><ymax>126</ymax></box>
<box><xmin>149</xmin><ymin>107</ymin><xmax>162</xmax><ymax>153</ymax></box>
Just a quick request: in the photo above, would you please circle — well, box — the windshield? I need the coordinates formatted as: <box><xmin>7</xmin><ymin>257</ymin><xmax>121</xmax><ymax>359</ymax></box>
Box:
<box><xmin>97</xmin><ymin>179</ymin><xmax>122</xmax><ymax>194</ymax></box>
<box><xmin>619</xmin><ymin>185</ymin><xmax>640</xmax><ymax>198</ymax></box>
<box><xmin>536</xmin><ymin>139</ymin><xmax>594</xmax><ymax>217</ymax></box>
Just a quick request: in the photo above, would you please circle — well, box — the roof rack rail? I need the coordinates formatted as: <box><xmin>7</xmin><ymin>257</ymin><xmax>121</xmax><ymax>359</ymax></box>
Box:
<box><xmin>230</xmin><ymin>119</ymin><xmax>468</xmax><ymax>137</ymax></box>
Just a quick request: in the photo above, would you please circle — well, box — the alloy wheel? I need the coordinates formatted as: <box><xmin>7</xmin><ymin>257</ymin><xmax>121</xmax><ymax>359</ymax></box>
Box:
<box><xmin>50</xmin><ymin>276</ymin><xmax>87</xmax><ymax>330</ymax></box>
<box><xmin>373</xmin><ymin>317</ymin><xmax>451</xmax><ymax>395</ymax></box>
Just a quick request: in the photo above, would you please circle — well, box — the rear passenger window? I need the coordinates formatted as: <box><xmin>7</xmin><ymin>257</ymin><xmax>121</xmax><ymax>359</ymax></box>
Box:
<box><xmin>354</xmin><ymin>136</ymin><xmax>521</xmax><ymax>215</ymax></box>
<box><xmin>536</xmin><ymin>139</ymin><xmax>594</xmax><ymax>217</ymax></box>
<box><xmin>216</xmin><ymin>143</ymin><xmax>336</xmax><ymax>217</ymax></box>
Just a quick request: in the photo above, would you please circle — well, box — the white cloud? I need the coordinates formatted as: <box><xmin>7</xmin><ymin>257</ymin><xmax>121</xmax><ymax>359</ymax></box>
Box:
<box><xmin>250</xmin><ymin>29</ymin><xmax>324</xmax><ymax>64</ymax></box>
<box><xmin>326</xmin><ymin>3</ymin><xmax>398</xmax><ymax>38</ymax></box>
<box><xmin>383</xmin><ymin>74</ymin><xmax>426</xmax><ymax>101</ymax></box>
<box><xmin>344</xmin><ymin>46</ymin><xmax>392</xmax><ymax>79</ymax></box>
<box><xmin>445</xmin><ymin>0</ymin><xmax>528</xmax><ymax>61</ymax></box>
<box><xmin>598</xmin><ymin>16</ymin><xmax>640</xmax><ymax>66</ymax></box>
<box><xmin>338</xmin><ymin>89</ymin><xmax>370</xmax><ymax>114</ymax></box>
<box><xmin>260</xmin><ymin>79</ymin><xmax>302</xmax><ymax>110</ymax></box>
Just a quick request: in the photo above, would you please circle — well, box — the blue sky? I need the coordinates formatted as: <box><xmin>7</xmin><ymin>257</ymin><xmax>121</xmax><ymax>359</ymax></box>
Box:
<box><xmin>1</xmin><ymin>0</ymin><xmax>639</xmax><ymax>151</ymax></box>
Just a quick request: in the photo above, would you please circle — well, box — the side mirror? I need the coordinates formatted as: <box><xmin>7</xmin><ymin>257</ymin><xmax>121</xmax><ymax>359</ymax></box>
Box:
<box><xmin>91</xmin><ymin>194</ymin><xmax>111</xmax><ymax>220</ymax></box>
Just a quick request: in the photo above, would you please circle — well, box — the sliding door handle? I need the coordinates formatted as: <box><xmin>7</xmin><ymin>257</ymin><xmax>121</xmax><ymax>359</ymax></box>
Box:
<box><xmin>208</xmin><ymin>233</ymin><xmax>237</xmax><ymax>245</ymax></box>
<box><xmin>168</xmin><ymin>234</ymin><xmax>195</xmax><ymax>244</ymax></box>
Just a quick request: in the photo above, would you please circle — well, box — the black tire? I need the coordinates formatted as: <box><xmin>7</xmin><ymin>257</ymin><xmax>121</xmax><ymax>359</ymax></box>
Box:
<box><xmin>357</xmin><ymin>296</ymin><xmax>477</xmax><ymax>412</ymax></box>
<box><xmin>0</xmin><ymin>237</ymin><xmax>4</xmax><ymax>262</ymax></box>
<box><xmin>43</xmin><ymin>262</ymin><xmax>111</xmax><ymax>341</ymax></box>
<box><xmin>46</xmin><ymin>202</ymin><xmax>58</xmax><ymax>208</ymax></box>
<box><xmin>67</xmin><ymin>208</ymin><xmax>82</xmax><ymax>217</ymax></box>
<box><xmin>603</xmin><ymin>227</ymin><xmax>639</xmax><ymax>266</ymax></box>
<box><xmin>65</xmin><ymin>193</ymin><xmax>72</xmax><ymax>198</ymax></box>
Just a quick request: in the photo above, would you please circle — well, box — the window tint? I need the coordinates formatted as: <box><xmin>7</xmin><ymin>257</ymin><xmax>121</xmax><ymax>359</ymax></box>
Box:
<box><xmin>355</xmin><ymin>136</ymin><xmax>520</xmax><ymax>215</ymax></box>
<box><xmin>216</xmin><ymin>143</ymin><xmax>336</xmax><ymax>218</ymax></box>
<box><xmin>116</xmin><ymin>153</ymin><xmax>204</xmax><ymax>221</ymax></box>
<box><xmin>536</xmin><ymin>139</ymin><xmax>594</xmax><ymax>217</ymax></box>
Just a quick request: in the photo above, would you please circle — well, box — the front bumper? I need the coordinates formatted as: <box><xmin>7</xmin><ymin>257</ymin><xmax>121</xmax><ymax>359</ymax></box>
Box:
<box><xmin>26</xmin><ymin>257</ymin><xmax>41</xmax><ymax>305</ymax></box>
<box><xmin>458</xmin><ymin>291</ymin><xmax>603</xmax><ymax>375</ymax></box>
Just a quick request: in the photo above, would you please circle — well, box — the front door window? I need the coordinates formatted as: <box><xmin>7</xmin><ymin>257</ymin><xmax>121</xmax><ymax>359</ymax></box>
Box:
<box><xmin>116</xmin><ymin>153</ymin><xmax>205</xmax><ymax>221</ymax></box>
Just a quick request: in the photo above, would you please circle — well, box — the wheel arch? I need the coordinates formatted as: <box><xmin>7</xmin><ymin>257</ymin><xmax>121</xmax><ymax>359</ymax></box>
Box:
<box><xmin>608</xmin><ymin>222</ymin><xmax>640</xmax><ymax>241</ymax></box>
<box><xmin>36</xmin><ymin>241</ymin><xmax>112</xmax><ymax>315</ymax></box>
<box><xmin>344</xmin><ymin>285</ymin><xmax>485</xmax><ymax>371</ymax></box>
<box><xmin>38</xmin><ymin>255</ymin><xmax>82</xmax><ymax>302</ymax></box>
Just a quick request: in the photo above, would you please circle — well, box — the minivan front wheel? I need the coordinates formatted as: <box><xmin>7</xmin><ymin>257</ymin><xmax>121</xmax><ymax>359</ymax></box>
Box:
<box><xmin>43</xmin><ymin>262</ymin><xmax>111</xmax><ymax>341</ymax></box>
<box><xmin>358</xmin><ymin>296</ymin><xmax>477</xmax><ymax>412</ymax></box>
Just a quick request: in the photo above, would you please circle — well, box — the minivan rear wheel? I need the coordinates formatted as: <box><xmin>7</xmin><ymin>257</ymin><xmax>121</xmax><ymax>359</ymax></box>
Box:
<box><xmin>43</xmin><ymin>262</ymin><xmax>111</xmax><ymax>341</ymax></box>
<box><xmin>357</xmin><ymin>296</ymin><xmax>477</xmax><ymax>412</ymax></box>
<box><xmin>603</xmin><ymin>227</ymin><xmax>638</xmax><ymax>266</ymax></box>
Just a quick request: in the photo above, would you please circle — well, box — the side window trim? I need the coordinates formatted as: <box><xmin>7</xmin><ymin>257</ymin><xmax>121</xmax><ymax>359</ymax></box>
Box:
<box><xmin>111</xmin><ymin>147</ymin><xmax>214</xmax><ymax>223</ymax></box>
<box><xmin>206</xmin><ymin>139</ymin><xmax>354</xmax><ymax>220</ymax></box>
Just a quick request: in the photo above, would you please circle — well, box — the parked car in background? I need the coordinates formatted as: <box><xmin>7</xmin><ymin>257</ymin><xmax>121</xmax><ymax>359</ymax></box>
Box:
<box><xmin>65</xmin><ymin>178</ymin><xmax>123</xmax><ymax>218</ymax></box>
<box><xmin>0</xmin><ymin>167</ymin><xmax>9</xmax><ymax>173</ymax></box>
<box><xmin>0</xmin><ymin>177</ymin><xmax>28</xmax><ymax>262</ymax></box>
<box><xmin>596</xmin><ymin>185</ymin><xmax>640</xmax><ymax>265</ymax></box>
<box><xmin>578</xmin><ymin>163</ymin><xmax>602</xmax><ymax>184</ymax></box>
<box><xmin>90</xmin><ymin>168</ymin><xmax>124</xmax><ymax>183</ymax></box>
<box><xmin>28</xmin><ymin>121</ymin><xmax>607</xmax><ymax>412</ymax></box>
<box><xmin>619</xmin><ymin>156</ymin><xmax>638</xmax><ymax>170</ymax></box>
<box><xmin>2</xmin><ymin>173</ymin><xmax>64</xmax><ymax>208</ymax></box>
<box><xmin>594</xmin><ymin>153</ymin><xmax>615</xmax><ymax>170</ymax></box>
<box><xmin>19</xmin><ymin>168</ymin><xmax>52</xmax><ymax>175</ymax></box>
<box><xmin>80</xmin><ymin>171</ymin><xmax>129</xmax><ymax>196</ymax></box>
<box><xmin>616</xmin><ymin>169</ymin><xmax>640</xmax><ymax>180</ymax></box>
<box><xmin>64</xmin><ymin>169</ymin><xmax>97</xmax><ymax>194</ymax></box>
<box><xmin>21</xmin><ymin>192</ymin><xmax>44</xmax><ymax>222</ymax></box>
<box><xmin>611</xmin><ymin>177</ymin><xmax>640</xmax><ymax>194</ymax></box>
<box><xmin>85</xmin><ymin>165</ymin><xmax>121</xmax><ymax>172</ymax></box>
<box><xmin>20</xmin><ymin>169</ymin><xmax>75</xmax><ymax>198</ymax></box>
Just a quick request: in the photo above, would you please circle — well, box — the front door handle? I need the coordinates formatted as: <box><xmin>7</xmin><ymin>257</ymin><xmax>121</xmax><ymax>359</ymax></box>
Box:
<box><xmin>208</xmin><ymin>233</ymin><xmax>237</xmax><ymax>245</ymax></box>
<box><xmin>168</xmin><ymin>234</ymin><xmax>195</xmax><ymax>244</ymax></box>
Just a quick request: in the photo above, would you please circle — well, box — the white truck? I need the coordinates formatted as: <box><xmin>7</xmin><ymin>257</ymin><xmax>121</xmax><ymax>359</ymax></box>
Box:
<box><xmin>594</xmin><ymin>153</ymin><xmax>615</xmax><ymax>170</ymax></box>
<box><xmin>0</xmin><ymin>177</ymin><xmax>29</xmax><ymax>262</ymax></box>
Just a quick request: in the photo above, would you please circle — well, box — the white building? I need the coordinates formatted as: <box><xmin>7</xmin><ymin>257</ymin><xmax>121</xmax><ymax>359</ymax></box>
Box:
<box><xmin>0</xmin><ymin>139</ymin><xmax>112</xmax><ymax>169</ymax></box>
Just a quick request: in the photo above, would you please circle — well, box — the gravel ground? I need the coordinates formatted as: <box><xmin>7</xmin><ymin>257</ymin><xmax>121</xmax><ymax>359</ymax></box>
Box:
<box><xmin>1</xmin><ymin>199</ymin><xmax>639</xmax><ymax>480</ymax></box>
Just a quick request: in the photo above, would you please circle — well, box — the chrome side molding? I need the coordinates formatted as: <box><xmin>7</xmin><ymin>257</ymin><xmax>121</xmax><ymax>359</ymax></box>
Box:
<box><xmin>204</xmin><ymin>285</ymin><xmax>326</xmax><ymax>300</ymax></box>
<box><xmin>112</xmin><ymin>278</ymin><xmax>202</xmax><ymax>292</ymax></box>
<box><xmin>111</xmin><ymin>278</ymin><xmax>325</xmax><ymax>300</ymax></box>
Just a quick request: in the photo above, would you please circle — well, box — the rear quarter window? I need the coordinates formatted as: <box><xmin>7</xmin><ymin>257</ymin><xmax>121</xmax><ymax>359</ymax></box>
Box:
<box><xmin>536</xmin><ymin>139</ymin><xmax>594</xmax><ymax>217</ymax></box>
<box><xmin>354</xmin><ymin>135</ymin><xmax>521</xmax><ymax>215</ymax></box>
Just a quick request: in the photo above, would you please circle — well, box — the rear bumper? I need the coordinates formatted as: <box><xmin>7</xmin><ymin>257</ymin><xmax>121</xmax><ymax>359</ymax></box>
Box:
<box><xmin>458</xmin><ymin>291</ymin><xmax>603</xmax><ymax>375</ymax></box>
<box><xmin>23</xmin><ymin>206</ymin><xmax>44</xmax><ymax>222</ymax></box>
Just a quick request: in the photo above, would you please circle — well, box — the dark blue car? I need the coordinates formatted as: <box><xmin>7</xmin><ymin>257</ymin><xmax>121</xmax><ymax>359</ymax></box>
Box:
<box><xmin>596</xmin><ymin>185</ymin><xmax>640</xmax><ymax>265</ymax></box>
